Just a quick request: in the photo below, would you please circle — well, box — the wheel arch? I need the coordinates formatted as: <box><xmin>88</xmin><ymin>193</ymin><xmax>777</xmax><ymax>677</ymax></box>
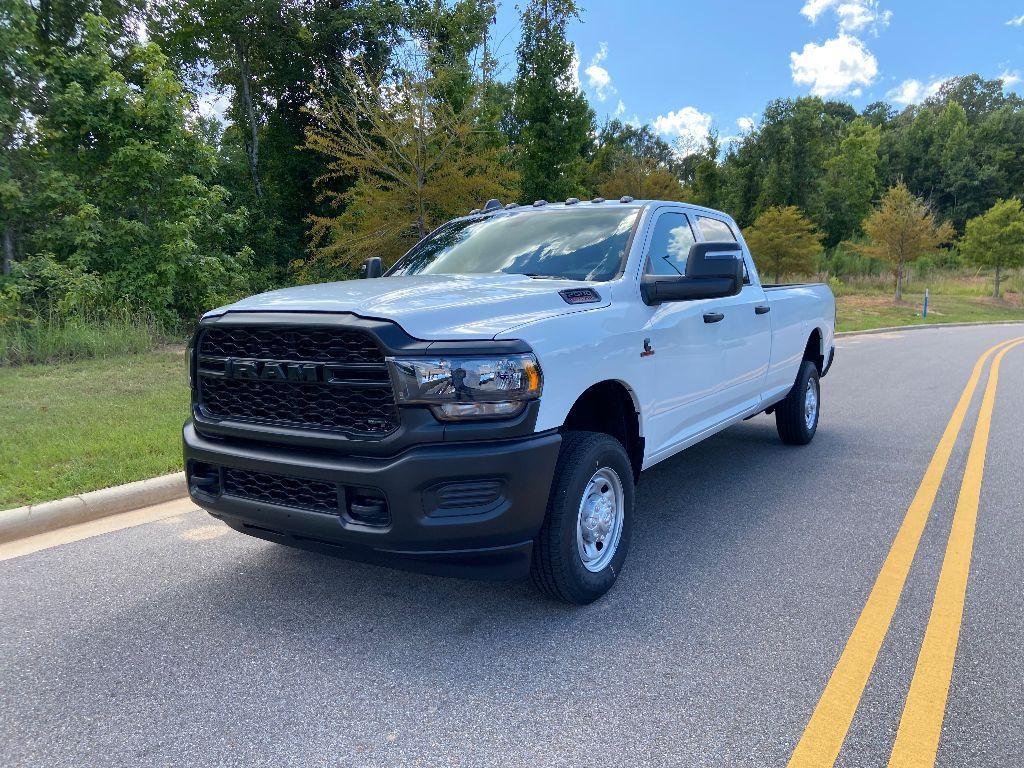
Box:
<box><xmin>561</xmin><ymin>379</ymin><xmax>644</xmax><ymax>482</ymax></box>
<box><xmin>803</xmin><ymin>327</ymin><xmax>825</xmax><ymax>374</ymax></box>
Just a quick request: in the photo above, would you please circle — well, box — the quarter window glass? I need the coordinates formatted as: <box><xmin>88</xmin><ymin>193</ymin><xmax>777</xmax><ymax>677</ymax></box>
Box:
<box><xmin>645</xmin><ymin>213</ymin><xmax>696</xmax><ymax>276</ymax></box>
<box><xmin>697</xmin><ymin>216</ymin><xmax>737</xmax><ymax>242</ymax></box>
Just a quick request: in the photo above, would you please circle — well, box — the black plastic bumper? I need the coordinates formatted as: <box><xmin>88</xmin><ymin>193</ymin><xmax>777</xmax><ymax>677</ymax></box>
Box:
<box><xmin>182</xmin><ymin>421</ymin><xmax>561</xmax><ymax>580</ymax></box>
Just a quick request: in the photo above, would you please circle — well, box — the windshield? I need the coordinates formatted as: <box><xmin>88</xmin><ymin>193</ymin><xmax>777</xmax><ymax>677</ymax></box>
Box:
<box><xmin>388</xmin><ymin>207</ymin><xmax>640</xmax><ymax>282</ymax></box>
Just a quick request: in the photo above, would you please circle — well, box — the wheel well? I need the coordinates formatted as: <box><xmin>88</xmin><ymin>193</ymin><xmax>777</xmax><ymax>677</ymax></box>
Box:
<box><xmin>803</xmin><ymin>328</ymin><xmax>824</xmax><ymax>373</ymax></box>
<box><xmin>562</xmin><ymin>381</ymin><xmax>644</xmax><ymax>482</ymax></box>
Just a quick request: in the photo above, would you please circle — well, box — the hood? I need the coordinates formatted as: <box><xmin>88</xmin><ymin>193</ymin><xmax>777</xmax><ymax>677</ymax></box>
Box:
<box><xmin>205</xmin><ymin>273</ymin><xmax>611</xmax><ymax>339</ymax></box>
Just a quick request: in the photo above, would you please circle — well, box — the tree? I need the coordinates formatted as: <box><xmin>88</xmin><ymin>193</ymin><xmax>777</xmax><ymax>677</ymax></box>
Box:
<box><xmin>817</xmin><ymin>118</ymin><xmax>880</xmax><ymax>246</ymax></box>
<box><xmin>18</xmin><ymin>14</ymin><xmax>254</xmax><ymax>322</ymax></box>
<box><xmin>595</xmin><ymin>161</ymin><xmax>685</xmax><ymax>202</ymax></box>
<box><xmin>0</xmin><ymin>0</ymin><xmax>40</xmax><ymax>276</ymax></box>
<box><xmin>304</xmin><ymin>60</ymin><xmax>518</xmax><ymax>272</ymax></box>
<box><xmin>743</xmin><ymin>206</ymin><xmax>822</xmax><ymax>283</ymax></box>
<box><xmin>150</xmin><ymin>0</ymin><xmax>403</xmax><ymax>272</ymax></box>
<box><xmin>958</xmin><ymin>199</ymin><xmax>1024</xmax><ymax>299</ymax></box>
<box><xmin>857</xmin><ymin>183</ymin><xmax>955</xmax><ymax>302</ymax></box>
<box><xmin>510</xmin><ymin>0</ymin><xmax>593</xmax><ymax>202</ymax></box>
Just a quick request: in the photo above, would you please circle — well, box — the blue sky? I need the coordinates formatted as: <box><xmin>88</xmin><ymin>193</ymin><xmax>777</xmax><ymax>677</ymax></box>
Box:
<box><xmin>487</xmin><ymin>1</ymin><xmax>1024</xmax><ymax>149</ymax></box>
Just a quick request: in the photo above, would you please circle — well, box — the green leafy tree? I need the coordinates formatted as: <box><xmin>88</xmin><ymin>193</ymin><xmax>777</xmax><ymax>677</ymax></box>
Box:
<box><xmin>304</xmin><ymin>60</ymin><xmax>518</xmax><ymax>273</ymax></box>
<box><xmin>510</xmin><ymin>0</ymin><xmax>594</xmax><ymax>202</ymax></box>
<box><xmin>586</xmin><ymin>120</ymin><xmax>684</xmax><ymax>200</ymax></box>
<box><xmin>743</xmin><ymin>206</ymin><xmax>822</xmax><ymax>283</ymax></box>
<box><xmin>150</xmin><ymin>0</ymin><xmax>403</xmax><ymax>273</ymax></box>
<box><xmin>0</xmin><ymin>0</ymin><xmax>40</xmax><ymax>276</ymax></box>
<box><xmin>958</xmin><ymin>199</ymin><xmax>1024</xmax><ymax>298</ymax></box>
<box><xmin>857</xmin><ymin>183</ymin><xmax>955</xmax><ymax>302</ymax></box>
<box><xmin>817</xmin><ymin>118</ymin><xmax>880</xmax><ymax>247</ymax></box>
<box><xmin>20</xmin><ymin>14</ymin><xmax>253</xmax><ymax>322</ymax></box>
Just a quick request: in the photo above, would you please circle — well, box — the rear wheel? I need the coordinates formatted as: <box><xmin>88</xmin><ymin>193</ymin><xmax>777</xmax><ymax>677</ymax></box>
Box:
<box><xmin>530</xmin><ymin>431</ymin><xmax>634</xmax><ymax>604</ymax></box>
<box><xmin>775</xmin><ymin>360</ymin><xmax>820</xmax><ymax>445</ymax></box>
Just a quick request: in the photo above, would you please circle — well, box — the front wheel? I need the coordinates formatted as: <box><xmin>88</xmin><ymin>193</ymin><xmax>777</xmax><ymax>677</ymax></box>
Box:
<box><xmin>530</xmin><ymin>431</ymin><xmax>634</xmax><ymax>604</ymax></box>
<box><xmin>775</xmin><ymin>360</ymin><xmax>820</xmax><ymax>445</ymax></box>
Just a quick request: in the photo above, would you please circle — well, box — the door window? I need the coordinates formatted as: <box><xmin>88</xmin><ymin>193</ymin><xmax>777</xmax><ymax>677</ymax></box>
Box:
<box><xmin>696</xmin><ymin>216</ymin><xmax>737</xmax><ymax>242</ymax></box>
<box><xmin>645</xmin><ymin>213</ymin><xmax>697</xmax><ymax>276</ymax></box>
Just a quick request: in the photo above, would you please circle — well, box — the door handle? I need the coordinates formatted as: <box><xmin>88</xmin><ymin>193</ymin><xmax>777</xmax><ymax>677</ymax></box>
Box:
<box><xmin>755</xmin><ymin>305</ymin><xmax>771</xmax><ymax>315</ymax></box>
<box><xmin>703</xmin><ymin>312</ymin><xmax>725</xmax><ymax>324</ymax></box>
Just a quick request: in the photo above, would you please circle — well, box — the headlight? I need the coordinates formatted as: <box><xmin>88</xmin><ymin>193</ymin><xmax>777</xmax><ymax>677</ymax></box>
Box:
<box><xmin>387</xmin><ymin>353</ymin><xmax>543</xmax><ymax>421</ymax></box>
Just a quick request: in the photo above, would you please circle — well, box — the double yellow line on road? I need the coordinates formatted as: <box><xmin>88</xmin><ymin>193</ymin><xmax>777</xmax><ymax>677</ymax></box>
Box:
<box><xmin>788</xmin><ymin>336</ymin><xmax>1024</xmax><ymax>768</ymax></box>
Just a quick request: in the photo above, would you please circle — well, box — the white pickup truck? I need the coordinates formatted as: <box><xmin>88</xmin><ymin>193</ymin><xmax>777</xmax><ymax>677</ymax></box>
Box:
<box><xmin>184</xmin><ymin>198</ymin><xmax>835</xmax><ymax>603</ymax></box>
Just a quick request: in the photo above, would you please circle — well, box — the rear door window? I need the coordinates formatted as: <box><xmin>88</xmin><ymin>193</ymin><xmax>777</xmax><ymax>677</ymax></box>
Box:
<box><xmin>697</xmin><ymin>215</ymin><xmax>750</xmax><ymax>284</ymax></box>
<box><xmin>696</xmin><ymin>216</ymin><xmax>736</xmax><ymax>242</ymax></box>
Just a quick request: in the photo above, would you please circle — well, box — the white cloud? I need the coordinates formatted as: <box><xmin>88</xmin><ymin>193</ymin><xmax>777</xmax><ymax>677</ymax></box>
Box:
<box><xmin>1000</xmin><ymin>70</ymin><xmax>1023</xmax><ymax>88</ymax></box>
<box><xmin>585</xmin><ymin>42</ymin><xmax>616</xmax><ymax>101</ymax></box>
<box><xmin>1006</xmin><ymin>13</ymin><xmax>1024</xmax><ymax>25</ymax></box>
<box><xmin>801</xmin><ymin>0</ymin><xmax>891</xmax><ymax>34</ymax></box>
<box><xmin>886</xmin><ymin>77</ymin><xmax>948</xmax><ymax>105</ymax></box>
<box><xmin>790</xmin><ymin>34</ymin><xmax>878</xmax><ymax>97</ymax></box>
<box><xmin>615</xmin><ymin>99</ymin><xmax>626</xmax><ymax>116</ymax></box>
<box><xmin>652</xmin><ymin>107</ymin><xmax>712</xmax><ymax>155</ymax></box>
<box><xmin>736</xmin><ymin>116</ymin><xmax>755</xmax><ymax>132</ymax></box>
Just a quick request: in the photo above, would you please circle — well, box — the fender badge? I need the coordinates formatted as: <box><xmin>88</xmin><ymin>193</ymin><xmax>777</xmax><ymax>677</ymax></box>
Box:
<box><xmin>641</xmin><ymin>338</ymin><xmax>655</xmax><ymax>357</ymax></box>
<box><xmin>559</xmin><ymin>287</ymin><xmax>601</xmax><ymax>305</ymax></box>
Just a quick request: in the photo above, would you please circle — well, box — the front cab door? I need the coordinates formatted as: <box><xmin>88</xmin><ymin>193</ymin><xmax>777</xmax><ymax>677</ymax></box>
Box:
<box><xmin>639</xmin><ymin>209</ymin><xmax>725</xmax><ymax>459</ymax></box>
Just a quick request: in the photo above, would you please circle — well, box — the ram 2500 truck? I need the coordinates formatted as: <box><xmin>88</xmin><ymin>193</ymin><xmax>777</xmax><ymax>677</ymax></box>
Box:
<box><xmin>184</xmin><ymin>198</ymin><xmax>835</xmax><ymax>603</ymax></box>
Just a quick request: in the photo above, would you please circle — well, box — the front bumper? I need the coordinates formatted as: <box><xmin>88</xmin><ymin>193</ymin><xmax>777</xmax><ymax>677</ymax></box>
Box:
<box><xmin>183</xmin><ymin>421</ymin><xmax>561</xmax><ymax>580</ymax></box>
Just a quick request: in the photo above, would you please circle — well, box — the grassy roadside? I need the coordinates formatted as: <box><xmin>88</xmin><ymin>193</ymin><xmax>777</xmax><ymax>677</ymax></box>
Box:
<box><xmin>2</xmin><ymin>287</ymin><xmax>1022</xmax><ymax>510</ymax></box>
<box><xmin>836</xmin><ymin>292</ymin><xmax>1024</xmax><ymax>332</ymax></box>
<box><xmin>1</xmin><ymin>350</ymin><xmax>190</xmax><ymax>510</ymax></box>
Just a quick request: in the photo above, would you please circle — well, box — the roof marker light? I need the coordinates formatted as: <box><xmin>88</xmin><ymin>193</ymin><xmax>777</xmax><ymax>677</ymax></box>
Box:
<box><xmin>592</xmin><ymin>197</ymin><xmax>606</xmax><ymax>203</ymax></box>
<box><xmin>533</xmin><ymin>199</ymin><xmax>548</xmax><ymax>207</ymax></box>
<box><xmin>504</xmin><ymin>202</ymin><xmax>520</xmax><ymax>209</ymax></box>
<box><xmin>468</xmin><ymin>208</ymin><xmax>481</xmax><ymax>215</ymax></box>
<box><xmin>565</xmin><ymin>197</ymin><xmax>580</xmax><ymax>205</ymax></box>
<box><xmin>619</xmin><ymin>195</ymin><xmax>634</xmax><ymax>203</ymax></box>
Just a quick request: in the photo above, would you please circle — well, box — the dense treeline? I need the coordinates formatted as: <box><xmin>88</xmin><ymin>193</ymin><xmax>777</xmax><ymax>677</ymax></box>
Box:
<box><xmin>1</xmin><ymin>0</ymin><xmax>1022</xmax><ymax>345</ymax></box>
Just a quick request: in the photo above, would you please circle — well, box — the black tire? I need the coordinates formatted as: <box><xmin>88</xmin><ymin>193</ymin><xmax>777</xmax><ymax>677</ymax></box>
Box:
<box><xmin>776</xmin><ymin>359</ymin><xmax>820</xmax><ymax>445</ymax></box>
<box><xmin>530</xmin><ymin>431</ymin><xmax>634</xmax><ymax>604</ymax></box>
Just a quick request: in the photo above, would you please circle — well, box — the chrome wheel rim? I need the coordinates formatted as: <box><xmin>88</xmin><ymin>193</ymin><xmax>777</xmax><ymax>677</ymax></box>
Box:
<box><xmin>804</xmin><ymin>378</ymin><xmax>819</xmax><ymax>430</ymax></box>
<box><xmin>576</xmin><ymin>467</ymin><xmax>625</xmax><ymax>573</ymax></box>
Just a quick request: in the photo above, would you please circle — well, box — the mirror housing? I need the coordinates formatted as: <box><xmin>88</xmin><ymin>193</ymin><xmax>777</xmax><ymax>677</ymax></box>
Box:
<box><xmin>360</xmin><ymin>257</ymin><xmax>383</xmax><ymax>279</ymax></box>
<box><xmin>641</xmin><ymin>241</ymin><xmax>743</xmax><ymax>305</ymax></box>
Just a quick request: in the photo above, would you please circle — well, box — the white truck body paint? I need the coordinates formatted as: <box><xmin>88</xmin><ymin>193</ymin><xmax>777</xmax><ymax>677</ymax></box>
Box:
<box><xmin>206</xmin><ymin>201</ymin><xmax>835</xmax><ymax>471</ymax></box>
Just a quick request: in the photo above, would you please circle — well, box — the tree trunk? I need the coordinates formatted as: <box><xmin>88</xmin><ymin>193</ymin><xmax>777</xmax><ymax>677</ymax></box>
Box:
<box><xmin>895</xmin><ymin>258</ymin><xmax>903</xmax><ymax>302</ymax></box>
<box><xmin>2</xmin><ymin>225</ymin><xmax>13</xmax><ymax>277</ymax></box>
<box><xmin>994</xmin><ymin>263</ymin><xmax>1001</xmax><ymax>299</ymax></box>
<box><xmin>234</xmin><ymin>37</ymin><xmax>264</xmax><ymax>200</ymax></box>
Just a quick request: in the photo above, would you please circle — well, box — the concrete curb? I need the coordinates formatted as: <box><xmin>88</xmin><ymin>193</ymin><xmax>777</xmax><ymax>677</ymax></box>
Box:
<box><xmin>836</xmin><ymin>319</ymin><xmax>1024</xmax><ymax>338</ymax></box>
<box><xmin>0</xmin><ymin>472</ymin><xmax>187</xmax><ymax>544</ymax></box>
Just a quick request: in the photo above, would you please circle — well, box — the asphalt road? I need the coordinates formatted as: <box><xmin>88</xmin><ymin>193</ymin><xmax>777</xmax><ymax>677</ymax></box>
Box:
<box><xmin>2</xmin><ymin>325</ymin><xmax>1023</xmax><ymax>768</ymax></box>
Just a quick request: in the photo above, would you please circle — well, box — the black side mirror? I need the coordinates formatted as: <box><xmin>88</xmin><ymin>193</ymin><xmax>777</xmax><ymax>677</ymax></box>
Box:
<box><xmin>360</xmin><ymin>257</ymin><xmax>383</xmax><ymax>279</ymax></box>
<box><xmin>641</xmin><ymin>242</ymin><xmax>743</xmax><ymax>305</ymax></box>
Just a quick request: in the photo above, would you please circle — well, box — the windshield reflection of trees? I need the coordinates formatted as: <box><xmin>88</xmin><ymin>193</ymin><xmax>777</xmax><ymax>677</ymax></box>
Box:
<box><xmin>392</xmin><ymin>211</ymin><xmax>635</xmax><ymax>281</ymax></box>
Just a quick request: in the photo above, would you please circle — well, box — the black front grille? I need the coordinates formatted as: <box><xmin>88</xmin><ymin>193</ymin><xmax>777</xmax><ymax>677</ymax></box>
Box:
<box><xmin>199</xmin><ymin>327</ymin><xmax>382</xmax><ymax>363</ymax></box>
<box><xmin>195</xmin><ymin>326</ymin><xmax>399</xmax><ymax>435</ymax></box>
<box><xmin>223</xmin><ymin>467</ymin><xmax>339</xmax><ymax>514</ymax></box>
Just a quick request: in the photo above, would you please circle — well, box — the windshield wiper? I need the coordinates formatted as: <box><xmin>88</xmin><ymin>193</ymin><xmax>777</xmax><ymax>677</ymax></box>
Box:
<box><xmin>522</xmin><ymin>273</ymin><xmax>572</xmax><ymax>280</ymax></box>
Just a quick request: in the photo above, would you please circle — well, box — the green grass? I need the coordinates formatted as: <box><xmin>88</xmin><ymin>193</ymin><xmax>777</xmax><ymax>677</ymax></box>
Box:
<box><xmin>0</xmin><ymin>315</ymin><xmax>168</xmax><ymax>366</ymax></box>
<box><xmin>0</xmin><ymin>350</ymin><xmax>190</xmax><ymax>509</ymax></box>
<box><xmin>836</xmin><ymin>292</ymin><xmax>1024</xmax><ymax>332</ymax></box>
